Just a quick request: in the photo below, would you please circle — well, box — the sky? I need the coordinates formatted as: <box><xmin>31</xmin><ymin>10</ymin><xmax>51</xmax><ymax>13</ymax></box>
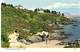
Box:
<box><xmin>2</xmin><ymin>0</ymin><xmax>80</xmax><ymax>15</ymax></box>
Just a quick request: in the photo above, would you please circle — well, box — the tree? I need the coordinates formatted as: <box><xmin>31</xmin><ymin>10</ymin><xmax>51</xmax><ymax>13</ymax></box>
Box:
<box><xmin>44</xmin><ymin>9</ymin><xmax>50</xmax><ymax>13</ymax></box>
<box><xmin>52</xmin><ymin>11</ymin><xmax>57</xmax><ymax>14</ymax></box>
<box><xmin>7</xmin><ymin>4</ymin><xmax>14</xmax><ymax>8</ymax></box>
<box><xmin>1</xmin><ymin>3</ymin><xmax>6</xmax><ymax>5</ymax></box>
<box><xmin>62</xmin><ymin>13</ymin><xmax>64</xmax><ymax>17</ymax></box>
<box><xmin>1</xmin><ymin>3</ymin><xmax>6</xmax><ymax>6</ymax></box>
<box><xmin>34</xmin><ymin>9</ymin><xmax>37</xmax><ymax>12</ymax></box>
<box><xmin>10</xmin><ymin>4</ymin><xmax>14</xmax><ymax>8</ymax></box>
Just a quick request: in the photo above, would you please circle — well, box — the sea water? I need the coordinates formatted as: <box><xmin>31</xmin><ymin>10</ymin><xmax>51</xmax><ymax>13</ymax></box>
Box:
<box><xmin>62</xmin><ymin>17</ymin><xmax>80</xmax><ymax>42</ymax></box>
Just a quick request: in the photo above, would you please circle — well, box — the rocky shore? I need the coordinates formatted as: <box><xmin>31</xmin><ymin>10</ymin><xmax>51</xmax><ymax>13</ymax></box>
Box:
<box><xmin>8</xmin><ymin>32</ymin><xmax>67</xmax><ymax>48</ymax></box>
<box><xmin>17</xmin><ymin>21</ymin><xmax>73</xmax><ymax>46</ymax></box>
<box><xmin>8</xmin><ymin>21</ymin><xmax>73</xmax><ymax>48</ymax></box>
<box><xmin>56</xmin><ymin>40</ymin><xmax>80</xmax><ymax>48</ymax></box>
<box><xmin>8</xmin><ymin>29</ymin><xmax>71</xmax><ymax>48</ymax></box>
<box><xmin>17</xmin><ymin>30</ymin><xmax>71</xmax><ymax>45</ymax></box>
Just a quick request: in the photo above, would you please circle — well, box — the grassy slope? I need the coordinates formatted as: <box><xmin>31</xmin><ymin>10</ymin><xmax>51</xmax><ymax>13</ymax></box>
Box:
<box><xmin>1</xmin><ymin>4</ymin><xmax>71</xmax><ymax>47</ymax></box>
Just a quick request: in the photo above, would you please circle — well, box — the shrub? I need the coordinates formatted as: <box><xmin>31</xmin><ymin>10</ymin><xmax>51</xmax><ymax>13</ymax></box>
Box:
<box><xmin>1</xmin><ymin>28</ymin><xmax>9</xmax><ymax>48</ymax></box>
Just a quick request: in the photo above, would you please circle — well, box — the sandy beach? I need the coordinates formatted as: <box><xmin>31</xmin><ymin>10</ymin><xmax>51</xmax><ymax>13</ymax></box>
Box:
<box><xmin>8</xmin><ymin>32</ymin><xmax>67</xmax><ymax>48</ymax></box>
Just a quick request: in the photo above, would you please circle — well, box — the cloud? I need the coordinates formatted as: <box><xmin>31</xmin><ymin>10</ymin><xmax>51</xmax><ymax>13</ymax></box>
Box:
<box><xmin>30</xmin><ymin>8</ymin><xmax>35</xmax><ymax>11</ymax></box>
<box><xmin>2</xmin><ymin>0</ymin><xmax>4</xmax><ymax>2</ymax></box>
<box><xmin>44</xmin><ymin>3</ymin><xmax>80</xmax><ymax>9</ymax></box>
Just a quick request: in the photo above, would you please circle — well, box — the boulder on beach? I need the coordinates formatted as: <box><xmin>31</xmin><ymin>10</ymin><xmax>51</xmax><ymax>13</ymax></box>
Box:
<box><xmin>28</xmin><ymin>35</ymin><xmax>42</xmax><ymax>43</ymax></box>
<box><xmin>35</xmin><ymin>31</ymin><xmax>49</xmax><ymax>36</ymax></box>
<box><xmin>18</xmin><ymin>39</ymin><xmax>31</xmax><ymax>45</ymax></box>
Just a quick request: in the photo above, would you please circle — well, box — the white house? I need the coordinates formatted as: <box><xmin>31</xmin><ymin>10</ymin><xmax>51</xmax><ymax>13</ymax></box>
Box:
<box><xmin>15</xmin><ymin>5</ymin><xmax>23</xmax><ymax>9</ymax></box>
<box><xmin>37</xmin><ymin>8</ymin><xmax>44</xmax><ymax>13</ymax></box>
<box><xmin>35</xmin><ymin>8</ymin><xmax>44</xmax><ymax>13</ymax></box>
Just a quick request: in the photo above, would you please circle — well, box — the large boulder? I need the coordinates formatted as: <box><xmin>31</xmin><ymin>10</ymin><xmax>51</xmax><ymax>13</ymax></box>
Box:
<box><xmin>18</xmin><ymin>39</ymin><xmax>31</xmax><ymax>45</ymax></box>
<box><xmin>48</xmin><ymin>33</ymin><xmax>66</xmax><ymax>40</ymax></box>
<box><xmin>48</xmin><ymin>33</ymin><xmax>61</xmax><ymax>40</ymax></box>
<box><xmin>28</xmin><ymin>35</ymin><xmax>42</xmax><ymax>43</ymax></box>
<box><xmin>35</xmin><ymin>31</ymin><xmax>49</xmax><ymax>36</ymax></box>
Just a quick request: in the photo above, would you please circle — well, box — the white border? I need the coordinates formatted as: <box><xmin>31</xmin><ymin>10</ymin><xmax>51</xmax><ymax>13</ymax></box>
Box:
<box><xmin>0</xmin><ymin>0</ymin><xmax>80</xmax><ymax>52</ymax></box>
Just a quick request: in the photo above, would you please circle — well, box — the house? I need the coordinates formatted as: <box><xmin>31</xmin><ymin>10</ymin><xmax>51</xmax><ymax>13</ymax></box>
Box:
<box><xmin>35</xmin><ymin>8</ymin><xmax>44</xmax><ymax>13</ymax></box>
<box><xmin>15</xmin><ymin>5</ymin><xmax>23</xmax><ymax>9</ymax></box>
<box><xmin>56</xmin><ymin>12</ymin><xmax>61</xmax><ymax>16</ymax></box>
<box><xmin>37</xmin><ymin>8</ymin><xmax>44</xmax><ymax>13</ymax></box>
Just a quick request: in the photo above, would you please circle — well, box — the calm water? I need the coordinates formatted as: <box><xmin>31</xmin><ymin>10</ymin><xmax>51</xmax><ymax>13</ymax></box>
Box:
<box><xmin>62</xmin><ymin>17</ymin><xmax>80</xmax><ymax>42</ymax></box>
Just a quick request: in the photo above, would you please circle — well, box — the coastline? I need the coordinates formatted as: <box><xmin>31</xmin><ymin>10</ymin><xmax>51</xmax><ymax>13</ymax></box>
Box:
<box><xmin>8</xmin><ymin>21</ymin><xmax>74</xmax><ymax>48</ymax></box>
<box><xmin>8</xmin><ymin>23</ymin><xmax>71</xmax><ymax>48</ymax></box>
<box><xmin>8</xmin><ymin>32</ymin><xmax>67</xmax><ymax>48</ymax></box>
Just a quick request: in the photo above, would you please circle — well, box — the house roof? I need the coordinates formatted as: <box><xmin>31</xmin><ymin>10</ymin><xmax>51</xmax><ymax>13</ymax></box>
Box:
<box><xmin>15</xmin><ymin>5</ymin><xmax>23</xmax><ymax>7</ymax></box>
<box><xmin>39</xmin><ymin>8</ymin><xmax>44</xmax><ymax>11</ymax></box>
<box><xmin>37</xmin><ymin>8</ymin><xmax>44</xmax><ymax>11</ymax></box>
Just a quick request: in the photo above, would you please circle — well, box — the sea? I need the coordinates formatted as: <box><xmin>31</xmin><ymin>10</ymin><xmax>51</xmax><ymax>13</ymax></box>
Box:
<box><xmin>62</xmin><ymin>17</ymin><xmax>80</xmax><ymax>42</ymax></box>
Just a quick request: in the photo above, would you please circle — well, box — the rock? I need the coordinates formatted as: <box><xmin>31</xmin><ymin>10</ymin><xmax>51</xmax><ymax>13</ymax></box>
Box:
<box><xmin>64</xmin><ymin>40</ymin><xmax>80</xmax><ymax>48</ymax></box>
<box><xmin>54</xmin><ymin>30</ymin><xmax>62</xmax><ymax>34</ymax></box>
<box><xmin>28</xmin><ymin>35</ymin><xmax>42</xmax><ymax>43</ymax></box>
<box><xmin>48</xmin><ymin>33</ymin><xmax>61</xmax><ymax>40</ymax></box>
<box><xmin>46</xmin><ymin>20</ymin><xmax>52</xmax><ymax>24</ymax></box>
<box><xmin>58</xmin><ymin>24</ymin><xmax>64</xmax><ymax>27</ymax></box>
<box><xmin>48</xmin><ymin>24</ymin><xmax>53</xmax><ymax>27</ymax></box>
<box><xmin>48</xmin><ymin>32</ymin><xmax>69</xmax><ymax>40</ymax></box>
<box><xmin>73</xmin><ymin>24</ymin><xmax>78</xmax><ymax>26</ymax></box>
<box><xmin>18</xmin><ymin>39</ymin><xmax>31</xmax><ymax>45</ymax></box>
<box><xmin>52</xmin><ymin>24</ymin><xmax>64</xmax><ymax>30</ymax></box>
<box><xmin>72</xmin><ymin>19</ymin><xmax>77</xmax><ymax>22</ymax></box>
<box><xmin>35</xmin><ymin>31</ymin><xmax>48</xmax><ymax>36</ymax></box>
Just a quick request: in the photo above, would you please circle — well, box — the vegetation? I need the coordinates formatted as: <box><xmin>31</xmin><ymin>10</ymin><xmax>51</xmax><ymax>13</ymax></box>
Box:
<box><xmin>1</xmin><ymin>3</ymin><xmax>72</xmax><ymax>48</ymax></box>
<box><xmin>62</xmin><ymin>13</ymin><xmax>64</xmax><ymax>17</ymax></box>
<box><xmin>52</xmin><ymin>11</ymin><xmax>57</xmax><ymax>14</ymax></box>
<box><xmin>44</xmin><ymin>9</ymin><xmax>50</xmax><ymax>13</ymax></box>
<box><xmin>34</xmin><ymin>8</ymin><xmax>37</xmax><ymax>12</ymax></box>
<box><xmin>1</xmin><ymin>28</ymin><xmax>9</xmax><ymax>48</ymax></box>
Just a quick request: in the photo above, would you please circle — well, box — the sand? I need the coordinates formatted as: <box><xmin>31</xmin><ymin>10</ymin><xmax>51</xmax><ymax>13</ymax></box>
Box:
<box><xmin>8</xmin><ymin>32</ymin><xmax>67</xmax><ymax>48</ymax></box>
